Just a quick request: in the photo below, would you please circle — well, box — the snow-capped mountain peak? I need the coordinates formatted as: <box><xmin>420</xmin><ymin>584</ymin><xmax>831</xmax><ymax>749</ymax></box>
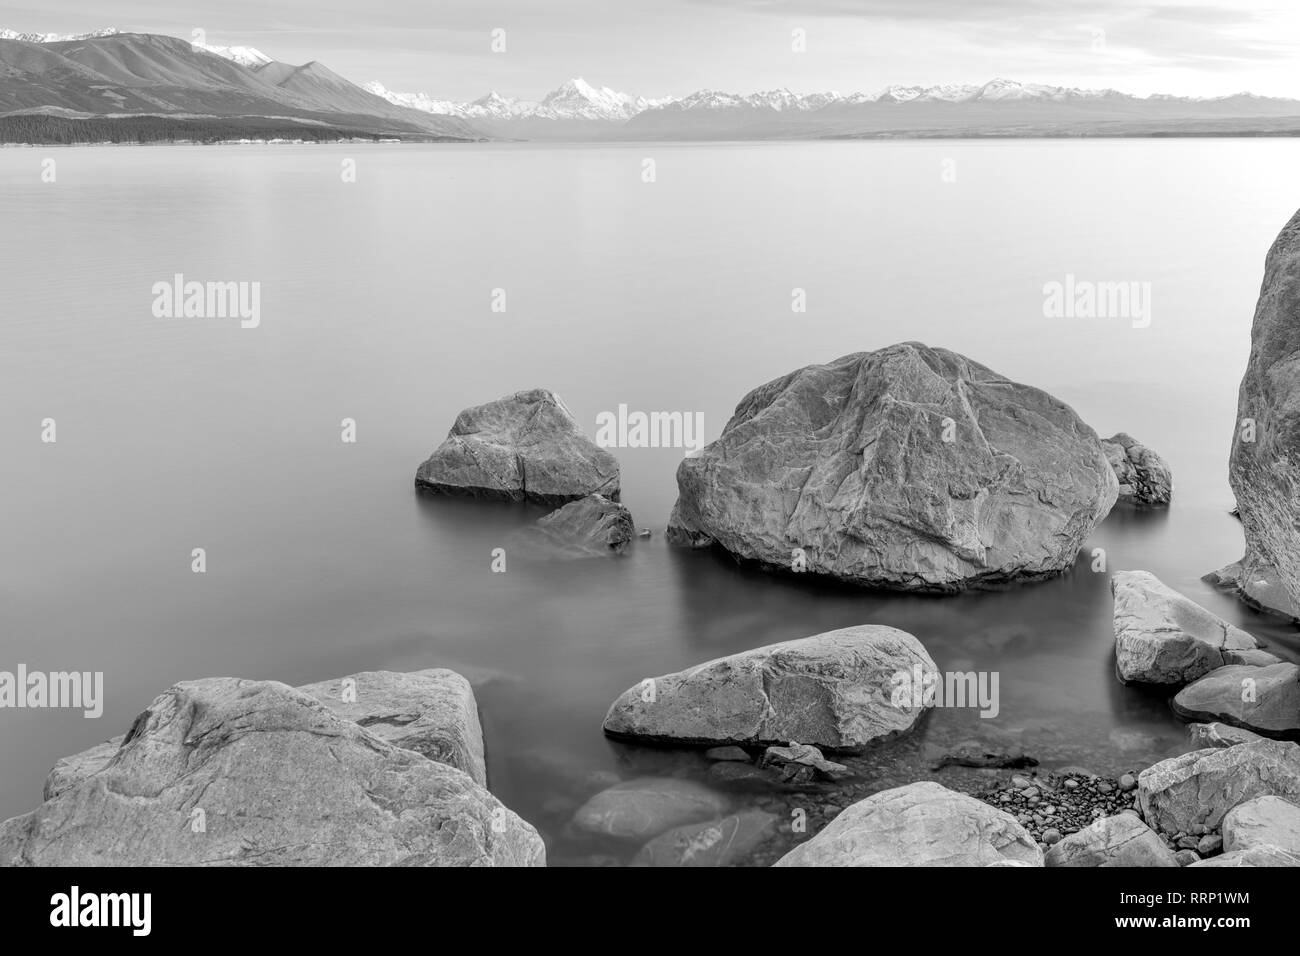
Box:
<box><xmin>0</xmin><ymin>27</ymin><xmax>120</xmax><ymax>42</ymax></box>
<box><xmin>367</xmin><ymin>77</ymin><xmax>675</xmax><ymax>121</ymax></box>
<box><xmin>192</xmin><ymin>41</ymin><xmax>274</xmax><ymax>68</ymax></box>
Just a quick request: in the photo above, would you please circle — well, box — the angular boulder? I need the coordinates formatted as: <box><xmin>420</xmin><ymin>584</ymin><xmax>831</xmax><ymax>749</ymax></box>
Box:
<box><xmin>602</xmin><ymin>625</ymin><xmax>937</xmax><ymax>751</ymax></box>
<box><xmin>1101</xmin><ymin>433</ymin><xmax>1172</xmax><ymax>505</ymax></box>
<box><xmin>0</xmin><ymin>678</ymin><xmax>544</xmax><ymax>866</ymax></box>
<box><xmin>571</xmin><ymin>777</ymin><xmax>729</xmax><ymax>843</ymax></box>
<box><xmin>1222</xmin><ymin>794</ymin><xmax>1300</xmax><ymax>855</ymax></box>
<box><xmin>1228</xmin><ymin>207</ymin><xmax>1300</xmax><ymax>616</ymax></box>
<box><xmin>527</xmin><ymin>494</ymin><xmax>635</xmax><ymax>557</ymax></box>
<box><xmin>1044</xmin><ymin>813</ymin><xmax>1179</xmax><ymax>867</ymax></box>
<box><xmin>773</xmin><ymin>781</ymin><xmax>1042</xmax><ymax>867</ymax></box>
<box><xmin>415</xmin><ymin>388</ymin><xmax>619</xmax><ymax>505</ymax></box>
<box><xmin>666</xmin><ymin>343</ymin><xmax>1117</xmax><ymax>592</ymax></box>
<box><xmin>44</xmin><ymin>738</ymin><xmax>121</xmax><ymax>800</ymax></box>
<box><xmin>1137</xmin><ymin>739</ymin><xmax>1300</xmax><ymax>836</ymax></box>
<box><xmin>1172</xmin><ymin>663</ymin><xmax>1300</xmax><ymax>737</ymax></box>
<box><xmin>629</xmin><ymin>810</ymin><xmax>777</xmax><ymax>867</ymax></box>
<box><xmin>1190</xmin><ymin>844</ymin><xmax>1300</xmax><ymax>867</ymax></box>
<box><xmin>1111</xmin><ymin>570</ymin><xmax>1260</xmax><ymax>684</ymax></box>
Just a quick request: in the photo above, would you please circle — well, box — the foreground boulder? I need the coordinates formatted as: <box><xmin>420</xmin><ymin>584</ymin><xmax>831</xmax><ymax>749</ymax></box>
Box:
<box><xmin>1044</xmin><ymin>813</ymin><xmax>1178</xmax><ymax>867</ymax></box>
<box><xmin>45</xmin><ymin>668</ymin><xmax>489</xmax><ymax>796</ymax></box>
<box><xmin>1</xmin><ymin>679</ymin><xmax>544</xmax><ymax>866</ymax></box>
<box><xmin>1101</xmin><ymin>433</ymin><xmax>1172</xmax><ymax>505</ymax></box>
<box><xmin>602</xmin><ymin>625</ymin><xmax>937</xmax><ymax>751</ymax></box>
<box><xmin>774</xmin><ymin>781</ymin><xmax>1042</xmax><ymax>866</ymax></box>
<box><xmin>1172</xmin><ymin>663</ymin><xmax>1300</xmax><ymax>737</ymax></box>
<box><xmin>1222</xmin><ymin>795</ymin><xmax>1300</xmax><ymax>855</ymax></box>
<box><xmin>1190</xmin><ymin>844</ymin><xmax>1300</xmax><ymax>866</ymax></box>
<box><xmin>1111</xmin><ymin>570</ymin><xmax>1261</xmax><ymax>684</ymax></box>
<box><xmin>666</xmin><ymin>343</ymin><xmax>1117</xmax><ymax>592</ymax></box>
<box><xmin>1227</xmin><ymin>207</ymin><xmax>1300</xmax><ymax>617</ymax></box>
<box><xmin>415</xmin><ymin>388</ymin><xmax>619</xmax><ymax>505</ymax></box>
<box><xmin>1137</xmin><ymin>739</ymin><xmax>1300</xmax><ymax>836</ymax></box>
<box><xmin>524</xmin><ymin>494</ymin><xmax>635</xmax><ymax>557</ymax></box>
<box><xmin>571</xmin><ymin>777</ymin><xmax>729</xmax><ymax>843</ymax></box>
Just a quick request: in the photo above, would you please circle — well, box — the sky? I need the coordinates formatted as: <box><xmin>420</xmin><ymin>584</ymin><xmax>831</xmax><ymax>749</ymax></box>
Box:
<box><xmin>6</xmin><ymin>0</ymin><xmax>1300</xmax><ymax>101</ymax></box>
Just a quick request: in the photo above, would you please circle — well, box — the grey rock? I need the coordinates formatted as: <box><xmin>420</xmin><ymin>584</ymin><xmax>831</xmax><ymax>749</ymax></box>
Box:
<box><xmin>1174</xmin><ymin>849</ymin><xmax>1200</xmax><ymax>866</ymax></box>
<box><xmin>629</xmin><ymin>810</ymin><xmax>778</xmax><ymax>867</ymax></box>
<box><xmin>704</xmin><ymin>746</ymin><xmax>752</xmax><ymax>763</ymax></box>
<box><xmin>571</xmin><ymin>777</ymin><xmax>730</xmax><ymax>842</ymax></box>
<box><xmin>666</xmin><ymin>343</ymin><xmax>1117</xmax><ymax>592</ymax></box>
<box><xmin>1119</xmin><ymin>774</ymin><xmax>1138</xmax><ymax>791</ymax></box>
<box><xmin>706</xmin><ymin>761</ymin><xmax>810</xmax><ymax>793</ymax></box>
<box><xmin>1197</xmin><ymin>833</ymin><xmax>1223</xmax><ymax>855</ymax></box>
<box><xmin>1223</xmin><ymin>648</ymin><xmax>1286</xmax><ymax>666</ymax></box>
<box><xmin>1204</xmin><ymin>558</ymin><xmax>1300</xmax><ymax>622</ymax></box>
<box><xmin>1188</xmin><ymin>722</ymin><xmax>1269</xmax><ymax>749</ymax></box>
<box><xmin>1228</xmin><ymin>208</ymin><xmax>1300</xmax><ymax>620</ymax></box>
<box><xmin>1137</xmin><ymin>739</ymin><xmax>1300</xmax><ymax>836</ymax></box>
<box><xmin>45</xmin><ymin>668</ymin><xmax>490</xmax><ymax>796</ymax></box>
<box><xmin>524</xmin><ymin>494</ymin><xmax>635</xmax><ymax>557</ymax></box>
<box><xmin>1101</xmin><ymin>433</ymin><xmax>1172</xmax><ymax>505</ymax></box>
<box><xmin>415</xmin><ymin>388</ymin><xmax>619</xmax><ymax>506</ymax></box>
<box><xmin>297</xmin><ymin>668</ymin><xmax>487</xmax><ymax>786</ymax></box>
<box><xmin>1044</xmin><ymin>813</ymin><xmax>1178</xmax><ymax>867</ymax></box>
<box><xmin>932</xmin><ymin>740</ymin><xmax>1037</xmax><ymax>770</ymax></box>
<box><xmin>1172</xmin><ymin>663</ymin><xmax>1300</xmax><ymax>736</ymax></box>
<box><xmin>602</xmin><ymin>624</ymin><xmax>937</xmax><ymax>751</ymax></box>
<box><xmin>1222</xmin><ymin>794</ymin><xmax>1300</xmax><ymax>855</ymax></box>
<box><xmin>1</xmin><ymin>679</ymin><xmax>544</xmax><ymax>866</ymax></box>
<box><xmin>1111</xmin><ymin>570</ymin><xmax>1260</xmax><ymax>684</ymax></box>
<box><xmin>760</xmin><ymin>743</ymin><xmax>850</xmax><ymax>781</ymax></box>
<box><xmin>774</xmin><ymin>781</ymin><xmax>1043</xmax><ymax>867</ymax></box>
<box><xmin>1190</xmin><ymin>844</ymin><xmax>1300</xmax><ymax>867</ymax></box>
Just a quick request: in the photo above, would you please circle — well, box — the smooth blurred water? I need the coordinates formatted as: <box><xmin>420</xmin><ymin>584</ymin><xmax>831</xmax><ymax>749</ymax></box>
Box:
<box><xmin>2</xmin><ymin>140</ymin><xmax>1298</xmax><ymax>863</ymax></box>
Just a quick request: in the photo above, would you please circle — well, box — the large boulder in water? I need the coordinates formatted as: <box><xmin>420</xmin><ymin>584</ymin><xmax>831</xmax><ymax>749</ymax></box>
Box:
<box><xmin>666</xmin><ymin>343</ymin><xmax>1117</xmax><ymax>591</ymax></box>
<box><xmin>602</xmin><ymin>625</ymin><xmax>937</xmax><ymax>752</ymax></box>
<box><xmin>1111</xmin><ymin>570</ymin><xmax>1262</xmax><ymax>685</ymax></box>
<box><xmin>1</xmin><ymin>678</ymin><xmax>544</xmax><ymax>866</ymax></box>
<box><xmin>1172</xmin><ymin>663</ymin><xmax>1300</xmax><ymax>738</ymax></box>
<box><xmin>1227</xmin><ymin>207</ymin><xmax>1300</xmax><ymax>616</ymax></box>
<box><xmin>773</xmin><ymin>781</ymin><xmax>1042</xmax><ymax>866</ymax></box>
<box><xmin>415</xmin><ymin>388</ymin><xmax>619</xmax><ymax>506</ymax></box>
<box><xmin>1101</xmin><ymin>433</ymin><xmax>1172</xmax><ymax>505</ymax></box>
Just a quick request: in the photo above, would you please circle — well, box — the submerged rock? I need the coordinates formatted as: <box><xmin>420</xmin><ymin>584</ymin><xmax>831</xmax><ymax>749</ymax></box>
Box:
<box><xmin>415</xmin><ymin>388</ymin><xmax>619</xmax><ymax>506</ymax></box>
<box><xmin>760</xmin><ymin>743</ymin><xmax>850</xmax><ymax>782</ymax></box>
<box><xmin>932</xmin><ymin>740</ymin><xmax>1037</xmax><ymax>770</ymax></box>
<box><xmin>524</xmin><ymin>494</ymin><xmax>635</xmax><ymax>557</ymax></box>
<box><xmin>1111</xmin><ymin>570</ymin><xmax>1260</xmax><ymax>684</ymax></box>
<box><xmin>774</xmin><ymin>781</ymin><xmax>1043</xmax><ymax>867</ymax></box>
<box><xmin>666</xmin><ymin>343</ymin><xmax>1117</xmax><ymax>592</ymax></box>
<box><xmin>1172</xmin><ymin>663</ymin><xmax>1300</xmax><ymax>737</ymax></box>
<box><xmin>1227</xmin><ymin>207</ymin><xmax>1300</xmax><ymax>618</ymax></box>
<box><xmin>1</xmin><ymin>679</ymin><xmax>544</xmax><ymax>866</ymax></box>
<box><xmin>630</xmin><ymin>810</ymin><xmax>777</xmax><ymax>867</ymax></box>
<box><xmin>1044</xmin><ymin>813</ymin><xmax>1179</xmax><ymax>867</ymax></box>
<box><xmin>602</xmin><ymin>625</ymin><xmax>937</xmax><ymax>751</ymax></box>
<box><xmin>1137</xmin><ymin>739</ymin><xmax>1300</xmax><ymax>836</ymax></box>
<box><xmin>571</xmin><ymin>777</ymin><xmax>729</xmax><ymax>843</ymax></box>
<box><xmin>1101</xmin><ymin>433</ymin><xmax>1172</xmax><ymax>505</ymax></box>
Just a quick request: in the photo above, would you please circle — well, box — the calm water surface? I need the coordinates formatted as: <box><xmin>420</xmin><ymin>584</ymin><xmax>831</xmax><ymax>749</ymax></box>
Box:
<box><xmin>2</xmin><ymin>140</ymin><xmax>1298</xmax><ymax>863</ymax></box>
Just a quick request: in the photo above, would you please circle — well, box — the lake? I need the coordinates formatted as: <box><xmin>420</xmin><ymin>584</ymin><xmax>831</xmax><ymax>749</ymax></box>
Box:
<box><xmin>2</xmin><ymin>139</ymin><xmax>1298</xmax><ymax>863</ymax></box>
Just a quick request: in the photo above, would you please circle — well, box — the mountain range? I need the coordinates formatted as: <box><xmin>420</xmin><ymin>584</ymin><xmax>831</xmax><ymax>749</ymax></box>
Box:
<box><xmin>5</xmin><ymin>27</ymin><xmax>1300</xmax><ymax>144</ymax></box>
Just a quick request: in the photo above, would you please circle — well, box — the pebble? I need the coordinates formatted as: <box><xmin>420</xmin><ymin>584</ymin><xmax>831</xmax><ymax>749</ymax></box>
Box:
<box><xmin>1064</xmin><ymin>779</ymin><xmax>1079</xmax><ymax>790</ymax></box>
<box><xmin>1118</xmin><ymin>773</ymin><xmax>1137</xmax><ymax>791</ymax></box>
<box><xmin>1043</xmin><ymin>828</ymin><xmax>1063</xmax><ymax>845</ymax></box>
<box><xmin>1174</xmin><ymin>849</ymin><xmax>1201</xmax><ymax>866</ymax></box>
<box><xmin>1021</xmin><ymin>787</ymin><xmax>1039</xmax><ymax>799</ymax></box>
<box><xmin>1197</xmin><ymin>834</ymin><xmax>1222</xmax><ymax>856</ymax></box>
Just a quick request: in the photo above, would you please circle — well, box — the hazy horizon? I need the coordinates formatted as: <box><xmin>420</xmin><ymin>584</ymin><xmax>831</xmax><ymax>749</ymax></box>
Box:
<box><xmin>5</xmin><ymin>0</ymin><xmax>1300</xmax><ymax>103</ymax></box>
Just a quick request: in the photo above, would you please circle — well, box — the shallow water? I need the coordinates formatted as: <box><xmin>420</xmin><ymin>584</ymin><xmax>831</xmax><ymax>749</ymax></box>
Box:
<box><xmin>2</xmin><ymin>139</ymin><xmax>1298</xmax><ymax>863</ymax></box>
